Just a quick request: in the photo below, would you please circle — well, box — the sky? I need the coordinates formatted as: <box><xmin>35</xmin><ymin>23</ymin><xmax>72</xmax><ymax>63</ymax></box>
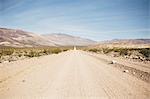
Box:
<box><xmin>0</xmin><ymin>0</ymin><xmax>149</xmax><ymax>41</ymax></box>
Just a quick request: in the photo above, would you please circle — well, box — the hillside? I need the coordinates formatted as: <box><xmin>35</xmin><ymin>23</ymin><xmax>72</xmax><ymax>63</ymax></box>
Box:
<box><xmin>0</xmin><ymin>28</ymin><xmax>96</xmax><ymax>47</ymax></box>
<box><xmin>103</xmin><ymin>39</ymin><xmax>150</xmax><ymax>44</ymax></box>
<box><xmin>43</xmin><ymin>33</ymin><xmax>96</xmax><ymax>46</ymax></box>
<box><xmin>95</xmin><ymin>39</ymin><xmax>150</xmax><ymax>48</ymax></box>
<box><xmin>0</xmin><ymin>28</ymin><xmax>56</xmax><ymax>47</ymax></box>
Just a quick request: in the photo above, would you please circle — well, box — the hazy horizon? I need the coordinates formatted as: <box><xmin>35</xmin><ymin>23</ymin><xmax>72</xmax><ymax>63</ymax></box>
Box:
<box><xmin>0</xmin><ymin>0</ymin><xmax>149</xmax><ymax>41</ymax></box>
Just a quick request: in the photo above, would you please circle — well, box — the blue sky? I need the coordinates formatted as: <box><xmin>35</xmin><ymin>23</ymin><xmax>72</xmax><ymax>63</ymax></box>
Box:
<box><xmin>0</xmin><ymin>0</ymin><xmax>149</xmax><ymax>41</ymax></box>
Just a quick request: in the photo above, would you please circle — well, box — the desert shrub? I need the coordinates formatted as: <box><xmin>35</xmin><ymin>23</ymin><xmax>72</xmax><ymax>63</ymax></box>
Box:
<box><xmin>102</xmin><ymin>48</ymin><xmax>128</xmax><ymax>56</ymax></box>
<box><xmin>102</xmin><ymin>48</ymin><xmax>113</xmax><ymax>54</ymax></box>
<box><xmin>0</xmin><ymin>53</ymin><xmax>2</xmax><ymax>58</ymax></box>
<box><xmin>118</xmin><ymin>48</ymin><xmax>128</xmax><ymax>56</ymax></box>
<box><xmin>0</xmin><ymin>47</ymin><xmax>70</xmax><ymax>63</ymax></box>
<box><xmin>88</xmin><ymin>48</ymin><xmax>100</xmax><ymax>53</ymax></box>
<box><xmin>2</xmin><ymin>49</ymin><xmax>14</xmax><ymax>56</ymax></box>
<box><xmin>33</xmin><ymin>51</ymin><xmax>41</xmax><ymax>57</ymax></box>
<box><xmin>63</xmin><ymin>49</ymin><xmax>69</xmax><ymax>52</ymax></box>
<box><xmin>26</xmin><ymin>51</ymin><xmax>35</xmax><ymax>57</ymax></box>
<box><xmin>139</xmin><ymin>48</ymin><xmax>150</xmax><ymax>58</ymax></box>
<box><xmin>18</xmin><ymin>54</ymin><xmax>22</xmax><ymax>57</ymax></box>
<box><xmin>112</xmin><ymin>48</ymin><xmax>121</xmax><ymax>52</ymax></box>
<box><xmin>24</xmin><ymin>51</ymin><xmax>39</xmax><ymax>57</ymax></box>
<box><xmin>51</xmin><ymin>48</ymin><xmax>62</xmax><ymax>54</ymax></box>
<box><xmin>43</xmin><ymin>49</ymin><xmax>49</xmax><ymax>55</ymax></box>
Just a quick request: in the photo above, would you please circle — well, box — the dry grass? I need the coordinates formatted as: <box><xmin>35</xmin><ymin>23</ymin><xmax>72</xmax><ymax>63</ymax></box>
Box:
<box><xmin>0</xmin><ymin>47</ymin><xmax>71</xmax><ymax>63</ymax></box>
<box><xmin>85</xmin><ymin>47</ymin><xmax>150</xmax><ymax>61</ymax></box>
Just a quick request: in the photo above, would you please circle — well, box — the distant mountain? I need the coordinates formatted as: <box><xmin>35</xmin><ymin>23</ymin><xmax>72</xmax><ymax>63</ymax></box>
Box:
<box><xmin>0</xmin><ymin>28</ymin><xmax>96</xmax><ymax>47</ymax></box>
<box><xmin>103</xmin><ymin>39</ymin><xmax>150</xmax><ymax>44</ymax></box>
<box><xmin>0</xmin><ymin>28</ymin><xmax>56</xmax><ymax>47</ymax></box>
<box><xmin>43</xmin><ymin>33</ymin><xmax>96</xmax><ymax>46</ymax></box>
<box><xmin>95</xmin><ymin>39</ymin><xmax>150</xmax><ymax>48</ymax></box>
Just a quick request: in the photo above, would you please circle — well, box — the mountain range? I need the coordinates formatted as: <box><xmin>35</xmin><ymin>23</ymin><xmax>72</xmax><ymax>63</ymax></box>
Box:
<box><xmin>101</xmin><ymin>39</ymin><xmax>150</xmax><ymax>44</ymax></box>
<box><xmin>0</xmin><ymin>28</ymin><xmax>96</xmax><ymax>47</ymax></box>
<box><xmin>95</xmin><ymin>39</ymin><xmax>150</xmax><ymax>48</ymax></box>
<box><xmin>0</xmin><ymin>28</ymin><xmax>149</xmax><ymax>48</ymax></box>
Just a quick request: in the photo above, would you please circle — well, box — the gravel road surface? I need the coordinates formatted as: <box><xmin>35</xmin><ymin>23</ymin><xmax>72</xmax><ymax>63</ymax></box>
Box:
<box><xmin>0</xmin><ymin>50</ymin><xmax>150</xmax><ymax>99</ymax></box>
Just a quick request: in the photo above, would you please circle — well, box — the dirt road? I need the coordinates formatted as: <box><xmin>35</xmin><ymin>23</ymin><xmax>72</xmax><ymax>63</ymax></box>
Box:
<box><xmin>0</xmin><ymin>50</ymin><xmax>150</xmax><ymax>99</ymax></box>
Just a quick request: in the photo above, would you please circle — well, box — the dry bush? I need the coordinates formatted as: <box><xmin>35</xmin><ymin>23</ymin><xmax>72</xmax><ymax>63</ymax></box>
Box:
<box><xmin>0</xmin><ymin>47</ymin><xmax>70</xmax><ymax>63</ymax></box>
